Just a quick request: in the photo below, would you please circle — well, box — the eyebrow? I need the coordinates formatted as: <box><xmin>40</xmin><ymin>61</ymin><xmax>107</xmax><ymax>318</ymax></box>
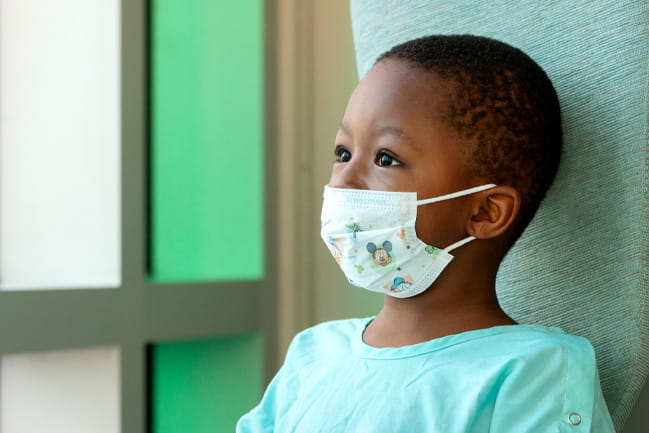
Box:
<box><xmin>376</xmin><ymin>124</ymin><xmax>406</xmax><ymax>138</ymax></box>
<box><xmin>339</xmin><ymin>122</ymin><xmax>408</xmax><ymax>140</ymax></box>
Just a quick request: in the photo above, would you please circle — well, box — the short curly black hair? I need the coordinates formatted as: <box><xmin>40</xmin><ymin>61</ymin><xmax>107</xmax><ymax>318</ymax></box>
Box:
<box><xmin>377</xmin><ymin>35</ymin><xmax>562</xmax><ymax>242</ymax></box>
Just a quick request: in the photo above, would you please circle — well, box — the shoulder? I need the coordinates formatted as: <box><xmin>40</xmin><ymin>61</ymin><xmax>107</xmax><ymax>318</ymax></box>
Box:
<box><xmin>532</xmin><ymin>327</ymin><xmax>598</xmax><ymax>369</ymax></box>
<box><xmin>502</xmin><ymin>326</ymin><xmax>600</xmax><ymax>388</ymax></box>
<box><xmin>477</xmin><ymin>324</ymin><xmax>596</xmax><ymax>363</ymax></box>
<box><xmin>490</xmin><ymin>325</ymin><xmax>599</xmax><ymax>381</ymax></box>
<box><xmin>445</xmin><ymin>325</ymin><xmax>600</xmax><ymax>385</ymax></box>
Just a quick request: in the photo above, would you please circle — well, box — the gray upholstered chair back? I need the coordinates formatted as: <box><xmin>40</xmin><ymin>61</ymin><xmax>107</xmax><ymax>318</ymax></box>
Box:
<box><xmin>350</xmin><ymin>1</ymin><xmax>648</xmax><ymax>430</ymax></box>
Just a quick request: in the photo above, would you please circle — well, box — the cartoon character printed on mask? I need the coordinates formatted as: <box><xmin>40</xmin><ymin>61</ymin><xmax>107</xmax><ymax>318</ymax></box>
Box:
<box><xmin>424</xmin><ymin>245</ymin><xmax>442</xmax><ymax>259</ymax></box>
<box><xmin>345</xmin><ymin>217</ymin><xmax>362</xmax><ymax>240</ymax></box>
<box><xmin>384</xmin><ymin>275</ymin><xmax>415</xmax><ymax>293</ymax></box>
<box><xmin>395</xmin><ymin>228</ymin><xmax>418</xmax><ymax>251</ymax></box>
<box><xmin>367</xmin><ymin>240</ymin><xmax>392</xmax><ymax>266</ymax></box>
<box><xmin>327</xmin><ymin>235</ymin><xmax>345</xmax><ymax>266</ymax></box>
<box><xmin>366</xmin><ymin>240</ymin><xmax>397</xmax><ymax>274</ymax></box>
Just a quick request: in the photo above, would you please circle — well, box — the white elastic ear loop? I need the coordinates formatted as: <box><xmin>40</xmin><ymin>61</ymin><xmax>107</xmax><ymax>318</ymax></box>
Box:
<box><xmin>416</xmin><ymin>184</ymin><xmax>497</xmax><ymax>205</ymax></box>
<box><xmin>443</xmin><ymin>235</ymin><xmax>476</xmax><ymax>253</ymax></box>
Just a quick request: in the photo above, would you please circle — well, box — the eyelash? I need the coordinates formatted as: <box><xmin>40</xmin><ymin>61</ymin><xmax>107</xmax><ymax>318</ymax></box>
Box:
<box><xmin>376</xmin><ymin>151</ymin><xmax>401</xmax><ymax>167</ymax></box>
<box><xmin>334</xmin><ymin>146</ymin><xmax>352</xmax><ymax>163</ymax></box>
<box><xmin>334</xmin><ymin>146</ymin><xmax>402</xmax><ymax>167</ymax></box>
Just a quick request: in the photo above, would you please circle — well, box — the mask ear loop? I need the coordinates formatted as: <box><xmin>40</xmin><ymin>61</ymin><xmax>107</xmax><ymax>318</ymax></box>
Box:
<box><xmin>416</xmin><ymin>184</ymin><xmax>497</xmax><ymax>205</ymax></box>
<box><xmin>419</xmin><ymin>184</ymin><xmax>496</xmax><ymax>253</ymax></box>
<box><xmin>443</xmin><ymin>236</ymin><xmax>476</xmax><ymax>252</ymax></box>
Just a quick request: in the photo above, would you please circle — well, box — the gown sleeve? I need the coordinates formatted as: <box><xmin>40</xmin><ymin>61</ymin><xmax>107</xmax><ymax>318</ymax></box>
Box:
<box><xmin>236</xmin><ymin>336</ymin><xmax>301</xmax><ymax>433</ymax></box>
<box><xmin>489</xmin><ymin>335</ymin><xmax>615</xmax><ymax>433</ymax></box>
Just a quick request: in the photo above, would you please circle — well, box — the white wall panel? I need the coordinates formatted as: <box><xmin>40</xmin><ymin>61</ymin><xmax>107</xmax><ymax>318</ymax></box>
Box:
<box><xmin>0</xmin><ymin>346</ymin><xmax>120</xmax><ymax>433</ymax></box>
<box><xmin>0</xmin><ymin>0</ymin><xmax>120</xmax><ymax>289</ymax></box>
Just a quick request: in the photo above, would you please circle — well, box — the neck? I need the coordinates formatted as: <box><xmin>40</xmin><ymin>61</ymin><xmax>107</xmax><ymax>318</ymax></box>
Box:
<box><xmin>363</xmin><ymin>242</ymin><xmax>516</xmax><ymax>348</ymax></box>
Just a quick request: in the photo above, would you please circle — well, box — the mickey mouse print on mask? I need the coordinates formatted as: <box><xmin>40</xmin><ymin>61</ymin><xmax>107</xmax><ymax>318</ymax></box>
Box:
<box><xmin>367</xmin><ymin>241</ymin><xmax>392</xmax><ymax>266</ymax></box>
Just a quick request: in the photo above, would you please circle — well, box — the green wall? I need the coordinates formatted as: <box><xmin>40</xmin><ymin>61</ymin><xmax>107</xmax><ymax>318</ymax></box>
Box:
<box><xmin>150</xmin><ymin>0</ymin><xmax>264</xmax><ymax>282</ymax></box>
<box><xmin>152</xmin><ymin>334</ymin><xmax>263</xmax><ymax>433</ymax></box>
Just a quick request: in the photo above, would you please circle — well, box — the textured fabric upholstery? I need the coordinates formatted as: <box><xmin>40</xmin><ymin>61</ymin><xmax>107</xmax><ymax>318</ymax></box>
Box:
<box><xmin>350</xmin><ymin>1</ymin><xmax>648</xmax><ymax>430</ymax></box>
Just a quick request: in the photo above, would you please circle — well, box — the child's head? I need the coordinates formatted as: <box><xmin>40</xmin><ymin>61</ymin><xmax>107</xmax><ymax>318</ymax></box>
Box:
<box><xmin>378</xmin><ymin>34</ymin><xmax>562</xmax><ymax>244</ymax></box>
<box><xmin>330</xmin><ymin>35</ymin><xmax>561</xmax><ymax>254</ymax></box>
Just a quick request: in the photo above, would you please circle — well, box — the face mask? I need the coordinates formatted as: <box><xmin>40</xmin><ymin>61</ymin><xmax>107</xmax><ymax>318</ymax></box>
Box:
<box><xmin>320</xmin><ymin>183</ymin><xmax>496</xmax><ymax>298</ymax></box>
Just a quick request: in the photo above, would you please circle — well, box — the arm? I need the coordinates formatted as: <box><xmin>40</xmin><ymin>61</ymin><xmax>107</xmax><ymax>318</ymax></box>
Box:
<box><xmin>236</xmin><ymin>364</ymin><xmax>293</xmax><ymax>433</ymax></box>
<box><xmin>236</xmin><ymin>337</ymin><xmax>301</xmax><ymax>433</ymax></box>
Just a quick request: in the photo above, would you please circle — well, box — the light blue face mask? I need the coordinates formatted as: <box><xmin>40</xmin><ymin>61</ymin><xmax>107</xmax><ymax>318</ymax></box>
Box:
<box><xmin>320</xmin><ymin>183</ymin><xmax>497</xmax><ymax>298</ymax></box>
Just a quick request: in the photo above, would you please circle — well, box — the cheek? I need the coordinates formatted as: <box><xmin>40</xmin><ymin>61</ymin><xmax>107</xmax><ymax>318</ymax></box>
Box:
<box><xmin>414</xmin><ymin>203</ymin><xmax>467</xmax><ymax>247</ymax></box>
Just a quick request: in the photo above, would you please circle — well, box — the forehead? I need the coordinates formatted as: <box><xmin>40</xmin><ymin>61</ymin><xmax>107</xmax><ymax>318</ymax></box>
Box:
<box><xmin>341</xmin><ymin>59</ymin><xmax>459</xmax><ymax>144</ymax></box>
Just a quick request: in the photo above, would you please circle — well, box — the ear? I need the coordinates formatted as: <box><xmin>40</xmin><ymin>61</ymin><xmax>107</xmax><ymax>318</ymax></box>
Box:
<box><xmin>366</xmin><ymin>242</ymin><xmax>377</xmax><ymax>253</ymax></box>
<box><xmin>383</xmin><ymin>240</ymin><xmax>392</xmax><ymax>252</ymax></box>
<box><xmin>466</xmin><ymin>185</ymin><xmax>521</xmax><ymax>240</ymax></box>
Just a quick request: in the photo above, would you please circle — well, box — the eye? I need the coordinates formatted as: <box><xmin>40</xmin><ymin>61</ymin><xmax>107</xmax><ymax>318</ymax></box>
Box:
<box><xmin>334</xmin><ymin>146</ymin><xmax>352</xmax><ymax>163</ymax></box>
<box><xmin>376</xmin><ymin>151</ymin><xmax>401</xmax><ymax>167</ymax></box>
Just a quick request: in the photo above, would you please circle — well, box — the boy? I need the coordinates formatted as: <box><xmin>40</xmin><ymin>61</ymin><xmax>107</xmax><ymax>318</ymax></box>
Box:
<box><xmin>238</xmin><ymin>35</ymin><xmax>614</xmax><ymax>432</ymax></box>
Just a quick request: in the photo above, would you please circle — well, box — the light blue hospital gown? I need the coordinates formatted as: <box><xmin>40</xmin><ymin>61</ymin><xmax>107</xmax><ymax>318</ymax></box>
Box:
<box><xmin>237</xmin><ymin>318</ymin><xmax>615</xmax><ymax>433</ymax></box>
